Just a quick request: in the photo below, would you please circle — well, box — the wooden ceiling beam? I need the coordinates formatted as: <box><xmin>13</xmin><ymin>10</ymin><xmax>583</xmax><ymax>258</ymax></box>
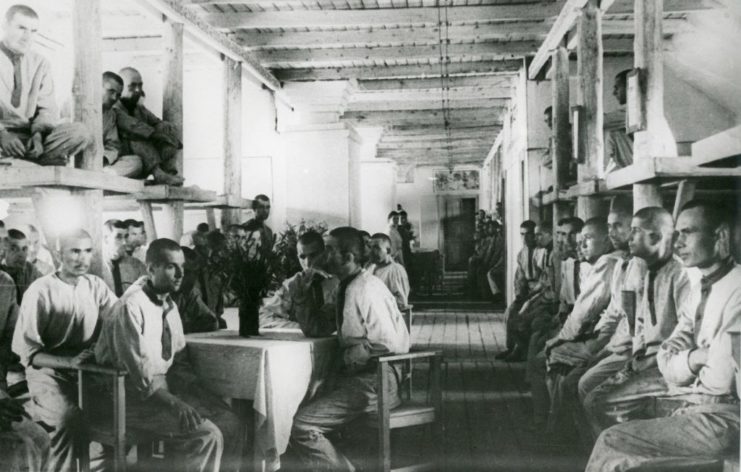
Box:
<box><xmin>378</xmin><ymin>139</ymin><xmax>493</xmax><ymax>150</ymax></box>
<box><xmin>347</xmin><ymin>98</ymin><xmax>509</xmax><ymax>112</ymax></box>
<box><xmin>201</xmin><ymin>3</ymin><xmax>563</xmax><ymax>30</ymax></box>
<box><xmin>381</xmin><ymin>130</ymin><xmax>499</xmax><ymax>142</ymax></box>
<box><xmin>358</xmin><ymin>75</ymin><xmax>513</xmax><ymax>91</ymax></box>
<box><xmin>351</xmin><ymin>87</ymin><xmax>513</xmax><ymax>102</ymax></box>
<box><xmin>256</xmin><ymin>41</ymin><xmax>539</xmax><ymax>67</ymax></box>
<box><xmin>273</xmin><ymin>60</ymin><xmax>522</xmax><ymax>81</ymax></box>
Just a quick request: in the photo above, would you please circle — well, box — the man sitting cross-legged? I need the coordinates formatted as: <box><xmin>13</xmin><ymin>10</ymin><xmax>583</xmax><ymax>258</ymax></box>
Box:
<box><xmin>287</xmin><ymin>227</ymin><xmax>410</xmax><ymax>471</ymax></box>
<box><xmin>543</xmin><ymin>199</ymin><xmax>634</xmax><ymax>439</ymax></box>
<box><xmin>586</xmin><ymin>199</ymin><xmax>740</xmax><ymax>472</ymax></box>
<box><xmin>100</xmin><ymin>71</ymin><xmax>143</xmax><ymax>178</ymax></box>
<box><xmin>95</xmin><ymin>238</ymin><xmax>241</xmax><ymax>472</ymax></box>
<box><xmin>497</xmin><ymin>220</ymin><xmax>540</xmax><ymax>360</ymax></box>
<box><xmin>112</xmin><ymin>67</ymin><xmax>184</xmax><ymax>186</ymax></box>
<box><xmin>367</xmin><ymin>233</ymin><xmax>410</xmax><ymax>310</ymax></box>
<box><xmin>583</xmin><ymin>206</ymin><xmax>695</xmax><ymax>436</ymax></box>
<box><xmin>12</xmin><ymin>229</ymin><xmax>117</xmax><ymax>472</ymax></box>
<box><xmin>259</xmin><ymin>230</ymin><xmax>339</xmax><ymax>334</ymax></box>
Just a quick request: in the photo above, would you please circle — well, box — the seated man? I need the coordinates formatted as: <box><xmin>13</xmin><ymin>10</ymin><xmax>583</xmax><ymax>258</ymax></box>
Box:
<box><xmin>0</xmin><ymin>266</ymin><xmax>17</xmax><ymax>392</ymax></box>
<box><xmin>288</xmin><ymin>227</ymin><xmax>410</xmax><ymax>471</ymax></box>
<box><xmin>101</xmin><ymin>219</ymin><xmax>147</xmax><ymax>297</ymax></box>
<box><xmin>260</xmin><ymin>231</ymin><xmax>338</xmax><ymax>335</ymax></box>
<box><xmin>95</xmin><ymin>239</ymin><xmax>241</xmax><ymax>472</ymax></box>
<box><xmin>497</xmin><ymin>220</ymin><xmax>540</xmax><ymax>360</ymax></box>
<box><xmin>583</xmin><ymin>206</ymin><xmax>696</xmax><ymax>435</ymax></box>
<box><xmin>0</xmin><ymin>5</ymin><xmax>92</xmax><ymax>165</ymax></box>
<box><xmin>543</xmin><ymin>201</ymin><xmax>633</xmax><ymax>438</ymax></box>
<box><xmin>112</xmin><ymin>67</ymin><xmax>184</xmax><ymax>185</ymax></box>
<box><xmin>0</xmin><ymin>387</ymin><xmax>49</xmax><ymax>472</ymax></box>
<box><xmin>23</xmin><ymin>224</ymin><xmax>54</xmax><ymax>275</ymax></box>
<box><xmin>123</xmin><ymin>219</ymin><xmax>147</xmax><ymax>262</ymax></box>
<box><xmin>101</xmin><ymin>71</ymin><xmax>143</xmax><ymax>178</ymax></box>
<box><xmin>172</xmin><ymin>247</ymin><xmax>219</xmax><ymax>334</ymax></box>
<box><xmin>368</xmin><ymin>233</ymin><xmax>410</xmax><ymax>309</ymax></box>
<box><xmin>12</xmin><ymin>229</ymin><xmax>117</xmax><ymax>472</ymax></box>
<box><xmin>586</xmin><ymin>199</ymin><xmax>740</xmax><ymax>471</ymax></box>
<box><xmin>1</xmin><ymin>229</ymin><xmax>42</xmax><ymax>304</ymax></box>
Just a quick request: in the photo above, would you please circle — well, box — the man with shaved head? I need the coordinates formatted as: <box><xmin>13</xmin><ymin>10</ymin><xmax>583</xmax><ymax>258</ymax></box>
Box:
<box><xmin>583</xmin><ymin>206</ymin><xmax>695</xmax><ymax>435</ymax></box>
<box><xmin>0</xmin><ymin>5</ymin><xmax>92</xmax><ymax>165</ymax></box>
<box><xmin>101</xmin><ymin>71</ymin><xmax>143</xmax><ymax>177</ymax></box>
<box><xmin>112</xmin><ymin>67</ymin><xmax>184</xmax><ymax>185</ymax></box>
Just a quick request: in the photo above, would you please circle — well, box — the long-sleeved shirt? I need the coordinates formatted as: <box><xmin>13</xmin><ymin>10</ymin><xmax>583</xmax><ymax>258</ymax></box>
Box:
<box><xmin>603</xmin><ymin>258</ymin><xmax>647</xmax><ymax>354</ymax></box>
<box><xmin>259</xmin><ymin>270</ymin><xmax>338</xmax><ymax>336</ymax></box>
<box><xmin>1</xmin><ymin>262</ymin><xmax>42</xmax><ymax>305</ymax></box>
<box><xmin>95</xmin><ymin>277</ymin><xmax>188</xmax><ymax>399</ymax></box>
<box><xmin>338</xmin><ymin>270</ymin><xmax>410</xmax><ymax>371</ymax></box>
<box><xmin>633</xmin><ymin>256</ymin><xmax>696</xmax><ymax>356</ymax></box>
<box><xmin>12</xmin><ymin>273</ymin><xmax>116</xmax><ymax>367</ymax></box>
<box><xmin>559</xmin><ymin>257</ymin><xmax>581</xmax><ymax>308</ymax></box>
<box><xmin>658</xmin><ymin>262</ymin><xmax>741</xmax><ymax>397</ymax></box>
<box><xmin>172</xmin><ymin>285</ymin><xmax>219</xmax><ymax>334</ymax></box>
<box><xmin>0</xmin><ymin>270</ymin><xmax>18</xmax><ymax>387</ymax></box>
<box><xmin>102</xmin><ymin>107</ymin><xmax>121</xmax><ymax>163</ymax></box>
<box><xmin>101</xmin><ymin>256</ymin><xmax>148</xmax><ymax>297</ymax></box>
<box><xmin>112</xmin><ymin>100</ymin><xmax>163</xmax><ymax>143</ymax></box>
<box><xmin>388</xmin><ymin>227</ymin><xmax>405</xmax><ymax>265</ymax></box>
<box><xmin>370</xmin><ymin>261</ymin><xmax>410</xmax><ymax>309</ymax></box>
<box><xmin>556</xmin><ymin>249</ymin><xmax>628</xmax><ymax>342</ymax></box>
<box><xmin>514</xmin><ymin>246</ymin><xmax>540</xmax><ymax>302</ymax></box>
<box><xmin>0</xmin><ymin>46</ymin><xmax>57</xmax><ymax>134</ymax></box>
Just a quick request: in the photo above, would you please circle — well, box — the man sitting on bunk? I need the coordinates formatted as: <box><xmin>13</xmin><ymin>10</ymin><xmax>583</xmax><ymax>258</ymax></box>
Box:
<box><xmin>497</xmin><ymin>220</ymin><xmax>540</xmax><ymax>361</ymax></box>
<box><xmin>172</xmin><ymin>247</ymin><xmax>220</xmax><ymax>334</ymax></box>
<box><xmin>0</xmin><ymin>5</ymin><xmax>92</xmax><ymax>166</ymax></box>
<box><xmin>101</xmin><ymin>71</ymin><xmax>144</xmax><ymax>178</ymax></box>
<box><xmin>543</xmin><ymin>198</ymin><xmax>633</xmax><ymax>440</ymax></box>
<box><xmin>95</xmin><ymin>238</ymin><xmax>241</xmax><ymax>472</ymax></box>
<box><xmin>288</xmin><ymin>227</ymin><xmax>410</xmax><ymax>471</ymax></box>
<box><xmin>583</xmin><ymin>206</ymin><xmax>695</xmax><ymax>435</ymax></box>
<box><xmin>604</xmin><ymin>69</ymin><xmax>633</xmax><ymax>174</ymax></box>
<box><xmin>259</xmin><ymin>231</ymin><xmax>338</xmax><ymax>335</ymax></box>
<box><xmin>1</xmin><ymin>228</ymin><xmax>42</xmax><ymax>304</ymax></box>
<box><xmin>101</xmin><ymin>219</ymin><xmax>147</xmax><ymax>297</ymax></box>
<box><xmin>12</xmin><ymin>229</ymin><xmax>117</xmax><ymax>472</ymax></box>
<box><xmin>586</xmin><ymin>199</ymin><xmax>740</xmax><ymax>472</ymax></box>
<box><xmin>113</xmin><ymin>67</ymin><xmax>184</xmax><ymax>186</ymax></box>
<box><xmin>367</xmin><ymin>233</ymin><xmax>410</xmax><ymax>310</ymax></box>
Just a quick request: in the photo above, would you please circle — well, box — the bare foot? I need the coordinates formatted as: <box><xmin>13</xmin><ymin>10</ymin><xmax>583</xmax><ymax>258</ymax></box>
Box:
<box><xmin>153</xmin><ymin>168</ymin><xmax>184</xmax><ymax>186</ymax></box>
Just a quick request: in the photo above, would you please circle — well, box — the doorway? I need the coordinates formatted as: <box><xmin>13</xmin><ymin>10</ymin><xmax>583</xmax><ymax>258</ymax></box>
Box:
<box><xmin>442</xmin><ymin>197</ymin><xmax>477</xmax><ymax>271</ymax></box>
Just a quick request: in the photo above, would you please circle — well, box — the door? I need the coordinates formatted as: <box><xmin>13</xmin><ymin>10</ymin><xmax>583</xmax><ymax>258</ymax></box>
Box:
<box><xmin>442</xmin><ymin>197</ymin><xmax>476</xmax><ymax>271</ymax></box>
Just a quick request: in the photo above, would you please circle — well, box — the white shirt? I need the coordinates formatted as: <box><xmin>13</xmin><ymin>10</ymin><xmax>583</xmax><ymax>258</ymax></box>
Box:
<box><xmin>12</xmin><ymin>273</ymin><xmax>116</xmax><ymax>367</ymax></box>
<box><xmin>369</xmin><ymin>261</ymin><xmax>410</xmax><ymax>309</ymax></box>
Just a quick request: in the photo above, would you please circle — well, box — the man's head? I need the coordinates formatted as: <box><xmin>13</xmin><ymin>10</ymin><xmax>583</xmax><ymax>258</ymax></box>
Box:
<box><xmin>557</xmin><ymin>217</ymin><xmax>584</xmax><ymax>259</ymax></box>
<box><xmin>102</xmin><ymin>71</ymin><xmax>124</xmax><ymax>111</ymax></box>
<box><xmin>192</xmin><ymin>223</ymin><xmax>210</xmax><ymax>250</ymax></box>
<box><xmin>674</xmin><ymin>199</ymin><xmax>733</xmax><ymax>269</ymax></box>
<box><xmin>323</xmin><ymin>227</ymin><xmax>363</xmax><ymax>279</ymax></box>
<box><xmin>124</xmin><ymin>219</ymin><xmax>146</xmax><ymax>251</ymax></box>
<box><xmin>629</xmin><ymin>206</ymin><xmax>674</xmax><ymax>261</ymax></box>
<box><xmin>388</xmin><ymin>211</ymin><xmax>399</xmax><ymax>227</ymax></box>
<box><xmin>399</xmin><ymin>210</ymin><xmax>408</xmax><ymax>225</ymax></box>
<box><xmin>544</xmin><ymin>106</ymin><xmax>553</xmax><ymax>130</ymax></box>
<box><xmin>579</xmin><ymin>217</ymin><xmax>612</xmax><ymax>263</ymax></box>
<box><xmin>297</xmin><ymin>231</ymin><xmax>325</xmax><ymax>271</ymax></box>
<box><xmin>369</xmin><ymin>233</ymin><xmax>393</xmax><ymax>265</ymax></box>
<box><xmin>607</xmin><ymin>195</ymin><xmax>633</xmax><ymax>250</ymax></box>
<box><xmin>535</xmin><ymin>223</ymin><xmax>553</xmax><ymax>249</ymax></box>
<box><xmin>2</xmin><ymin>5</ymin><xmax>39</xmax><ymax>55</ymax></box>
<box><xmin>252</xmin><ymin>195</ymin><xmax>271</xmax><ymax>223</ymax></box>
<box><xmin>118</xmin><ymin>67</ymin><xmax>144</xmax><ymax>105</ymax></box>
<box><xmin>5</xmin><ymin>228</ymin><xmax>28</xmax><ymax>268</ymax></box>
<box><xmin>520</xmin><ymin>220</ymin><xmax>537</xmax><ymax>249</ymax></box>
<box><xmin>57</xmin><ymin>229</ymin><xmax>93</xmax><ymax>278</ymax></box>
<box><xmin>146</xmin><ymin>238</ymin><xmax>184</xmax><ymax>294</ymax></box>
<box><xmin>613</xmin><ymin>69</ymin><xmax>631</xmax><ymax>106</ymax></box>
<box><xmin>226</xmin><ymin>224</ymin><xmax>247</xmax><ymax>246</ymax></box>
<box><xmin>103</xmin><ymin>219</ymin><xmax>128</xmax><ymax>261</ymax></box>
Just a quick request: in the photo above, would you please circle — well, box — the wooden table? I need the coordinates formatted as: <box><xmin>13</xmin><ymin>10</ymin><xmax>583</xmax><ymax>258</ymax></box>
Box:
<box><xmin>186</xmin><ymin>329</ymin><xmax>338</xmax><ymax>471</ymax></box>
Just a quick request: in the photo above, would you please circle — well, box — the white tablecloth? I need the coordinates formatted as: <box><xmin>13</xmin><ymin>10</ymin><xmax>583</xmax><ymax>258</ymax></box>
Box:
<box><xmin>186</xmin><ymin>329</ymin><xmax>337</xmax><ymax>471</ymax></box>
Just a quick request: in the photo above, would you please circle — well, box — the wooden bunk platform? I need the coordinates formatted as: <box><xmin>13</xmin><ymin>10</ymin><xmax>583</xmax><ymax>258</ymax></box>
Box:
<box><xmin>0</xmin><ymin>166</ymin><xmax>144</xmax><ymax>194</ymax></box>
<box><xmin>605</xmin><ymin>156</ymin><xmax>741</xmax><ymax>189</ymax></box>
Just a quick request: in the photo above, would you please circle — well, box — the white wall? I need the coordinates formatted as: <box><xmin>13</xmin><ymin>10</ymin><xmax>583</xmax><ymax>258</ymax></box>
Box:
<box><xmin>359</xmin><ymin>161</ymin><xmax>396</xmax><ymax>235</ymax></box>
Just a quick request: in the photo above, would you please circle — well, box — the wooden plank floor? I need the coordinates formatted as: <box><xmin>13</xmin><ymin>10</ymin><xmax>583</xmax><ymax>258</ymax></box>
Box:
<box><xmin>409</xmin><ymin>303</ymin><xmax>588</xmax><ymax>472</ymax></box>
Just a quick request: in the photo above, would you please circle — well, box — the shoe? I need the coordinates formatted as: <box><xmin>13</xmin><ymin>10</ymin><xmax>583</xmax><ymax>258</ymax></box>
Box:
<box><xmin>153</xmin><ymin>167</ymin><xmax>185</xmax><ymax>186</ymax></box>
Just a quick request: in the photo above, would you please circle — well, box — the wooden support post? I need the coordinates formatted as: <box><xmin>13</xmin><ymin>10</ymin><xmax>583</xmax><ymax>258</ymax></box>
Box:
<box><xmin>551</xmin><ymin>45</ymin><xmax>572</xmax><ymax>227</ymax></box>
<box><xmin>222</xmin><ymin>56</ymin><xmax>243</xmax><ymax>228</ymax></box>
<box><xmin>575</xmin><ymin>0</ymin><xmax>603</xmax><ymax>219</ymax></box>
<box><xmin>632</xmin><ymin>0</ymin><xmax>677</xmax><ymax>211</ymax></box>
<box><xmin>672</xmin><ymin>179</ymin><xmax>696</xmax><ymax>221</ymax></box>
<box><xmin>206</xmin><ymin>208</ymin><xmax>217</xmax><ymax>229</ymax></box>
<box><xmin>73</xmin><ymin>0</ymin><xmax>104</xmax><ymax>277</ymax></box>
<box><xmin>163</xmin><ymin>20</ymin><xmax>185</xmax><ymax>242</ymax></box>
<box><xmin>138</xmin><ymin>201</ymin><xmax>158</xmax><ymax>242</ymax></box>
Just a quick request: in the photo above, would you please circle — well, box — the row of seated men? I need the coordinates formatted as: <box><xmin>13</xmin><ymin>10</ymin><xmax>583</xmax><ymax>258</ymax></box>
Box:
<box><xmin>467</xmin><ymin>210</ymin><xmax>506</xmax><ymax>301</ymax></box>
<box><xmin>0</xmin><ymin>221</ymin><xmax>414</xmax><ymax>471</ymax></box>
<box><xmin>0</xmin><ymin>5</ymin><xmax>184</xmax><ymax>185</ymax></box>
<box><xmin>498</xmin><ymin>197</ymin><xmax>740</xmax><ymax>470</ymax></box>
